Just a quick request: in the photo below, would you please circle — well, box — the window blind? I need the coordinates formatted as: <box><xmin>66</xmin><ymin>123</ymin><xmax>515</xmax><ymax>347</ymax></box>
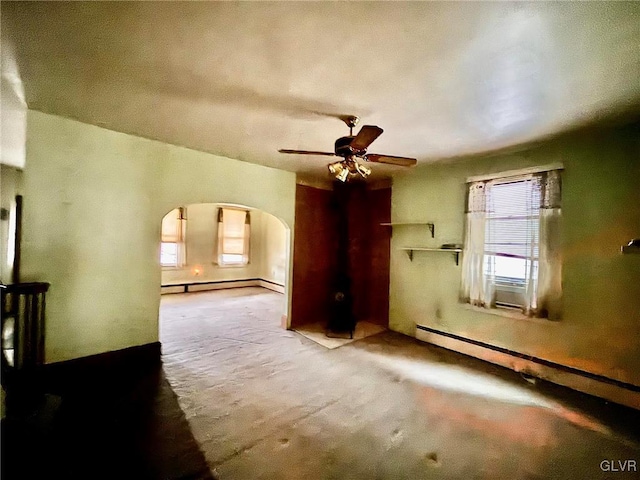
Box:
<box><xmin>161</xmin><ymin>208</ymin><xmax>184</xmax><ymax>243</ymax></box>
<box><xmin>221</xmin><ymin>208</ymin><xmax>247</xmax><ymax>255</ymax></box>
<box><xmin>485</xmin><ymin>176</ymin><xmax>541</xmax><ymax>261</ymax></box>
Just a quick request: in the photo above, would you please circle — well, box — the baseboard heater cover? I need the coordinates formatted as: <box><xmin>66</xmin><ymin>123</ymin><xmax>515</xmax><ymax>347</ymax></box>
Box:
<box><xmin>415</xmin><ymin>325</ymin><xmax>640</xmax><ymax>410</ymax></box>
<box><xmin>161</xmin><ymin>278</ymin><xmax>285</xmax><ymax>294</ymax></box>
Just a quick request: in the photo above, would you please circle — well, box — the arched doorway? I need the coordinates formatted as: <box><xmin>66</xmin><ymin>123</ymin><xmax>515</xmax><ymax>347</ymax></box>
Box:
<box><xmin>157</xmin><ymin>203</ymin><xmax>291</xmax><ymax>342</ymax></box>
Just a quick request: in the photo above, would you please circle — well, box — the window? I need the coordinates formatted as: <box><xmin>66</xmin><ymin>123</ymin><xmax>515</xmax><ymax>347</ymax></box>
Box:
<box><xmin>216</xmin><ymin>208</ymin><xmax>250</xmax><ymax>266</ymax></box>
<box><xmin>161</xmin><ymin>207</ymin><xmax>186</xmax><ymax>267</ymax></box>
<box><xmin>461</xmin><ymin>168</ymin><xmax>562</xmax><ymax>319</ymax></box>
<box><xmin>160</xmin><ymin>242</ymin><xmax>178</xmax><ymax>266</ymax></box>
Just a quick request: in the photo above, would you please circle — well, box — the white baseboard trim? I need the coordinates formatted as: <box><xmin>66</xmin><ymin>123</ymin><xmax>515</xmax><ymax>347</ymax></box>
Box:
<box><xmin>416</xmin><ymin>325</ymin><xmax>640</xmax><ymax>410</ymax></box>
<box><xmin>259</xmin><ymin>280</ymin><xmax>285</xmax><ymax>294</ymax></box>
<box><xmin>160</xmin><ymin>285</ymin><xmax>184</xmax><ymax>295</ymax></box>
<box><xmin>188</xmin><ymin>280</ymin><xmax>258</xmax><ymax>292</ymax></box>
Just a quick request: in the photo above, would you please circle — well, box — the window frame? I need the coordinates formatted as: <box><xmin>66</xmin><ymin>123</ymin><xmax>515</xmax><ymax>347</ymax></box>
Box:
<box><xmin>160</xmin><ymin>241</ymin><xmax>180</xmax><ymax>268</ymax></box>
<box><xmin>462</xmin><ymin>164</ymin><xmax>563</xmax><ymax>318</ymax></box>
<box><xmin>160</xmin><ymin>207</ymin><xmax>186</xmax><ymax>269</ymax></box>
<box><xmin>483</xmin><ymin>177</ymin><xmax>540</xmax><ymax>310</ymax></box>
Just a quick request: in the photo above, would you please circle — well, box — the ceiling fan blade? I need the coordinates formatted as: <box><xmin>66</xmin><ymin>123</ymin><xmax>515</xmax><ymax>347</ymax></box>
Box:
<box><xmin>365</xmin><ymin>154</ymin><xmax>417</xmax><ymax>167</ymax></box>
<box><xmin>350</xmin><ymin>125</ymin><xmax>383</xmax><ymax>151</ymax></box>
<box><xmin>278</xmin><ymin>149</ymin><xmax>336</xmax><ymax>156</ymax></box>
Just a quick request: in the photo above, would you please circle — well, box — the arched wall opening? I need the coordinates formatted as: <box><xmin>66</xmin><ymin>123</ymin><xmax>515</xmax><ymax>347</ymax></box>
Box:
<box><xmin>18</xmin><ymin>110</ymin><xmax>296</xmax><ymax>363</ymax></box>
<box><xmin>156</xmin><ymin>203</ymin><xmax>292</xmax><ymax>332</ymax></box>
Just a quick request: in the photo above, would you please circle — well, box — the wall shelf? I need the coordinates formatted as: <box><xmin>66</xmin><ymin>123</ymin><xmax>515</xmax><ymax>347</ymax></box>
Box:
<box><xmin>380</xmin><ymin>222</ymin><xmax>435</xmax><ymax>238</ymax></box>
<box><xmin>399</xmin><ymin>247</ymin><xmax>462</xmax><ymax>265</ymax></box>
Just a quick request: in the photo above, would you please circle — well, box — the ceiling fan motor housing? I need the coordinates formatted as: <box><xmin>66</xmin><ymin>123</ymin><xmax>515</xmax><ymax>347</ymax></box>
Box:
<box><xmin>335</xmin><ymin>136</ymin><xmax>359</xmax><ymax>157</ymax></box>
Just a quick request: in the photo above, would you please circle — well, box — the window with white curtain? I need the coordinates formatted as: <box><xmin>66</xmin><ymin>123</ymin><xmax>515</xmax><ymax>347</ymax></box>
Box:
<box><xmin>161</xmin><ymin>207</ymin><xmax>186</xmax><ymax>267</ymax></box>
<box><xmin>461</xmin><ymin>169</ymin><xmax>562</xmax><ymax>319</ymax></box>
<box><xmin>216</xmin><ymin>208</ymin><xmax>250</xmax><ymax>266</ymax></box>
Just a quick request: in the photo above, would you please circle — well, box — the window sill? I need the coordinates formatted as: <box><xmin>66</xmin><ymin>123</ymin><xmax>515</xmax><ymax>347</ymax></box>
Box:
<box><xmin>161</xmin><ymin>265</ymin><xmax>183</xmax><ymax>270</ymax></box>
<box><xmin>462</xmin><ymin>304</ymin><xmax>555</xmax><ymax>324</ymax></box>
<box><xmin>214</xmin><ymin>263</ymin><xmax>249</xmax><ymax>269</ymax></box>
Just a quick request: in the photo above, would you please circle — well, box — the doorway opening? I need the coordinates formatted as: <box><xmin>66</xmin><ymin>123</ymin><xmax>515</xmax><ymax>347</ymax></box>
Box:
<box><xmin>158</xmin><ymin>203</ymin><xmax>290</xmax><ymax>349</ymax></box>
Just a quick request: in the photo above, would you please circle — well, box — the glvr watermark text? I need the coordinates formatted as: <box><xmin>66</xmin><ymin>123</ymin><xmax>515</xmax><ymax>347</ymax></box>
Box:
<box><xmin>600</xmin><ymin>460</ymin><xmax>637</xmax><ymax>472</ymax></box>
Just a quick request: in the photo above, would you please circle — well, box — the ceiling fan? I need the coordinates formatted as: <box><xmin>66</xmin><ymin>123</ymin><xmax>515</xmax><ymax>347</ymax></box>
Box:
<box><xmin>279</xmin><ymin>116</ymin><xmax>417</xmax><ymax>182</ymax></box>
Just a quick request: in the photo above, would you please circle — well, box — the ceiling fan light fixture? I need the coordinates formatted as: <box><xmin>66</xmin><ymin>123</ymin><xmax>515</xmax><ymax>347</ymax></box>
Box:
<box><xmin>355</xmin><ymin>161</ymin><xmax>371</xmax><ymax>178</ymax></box>
<box><xmin>328</xmin><ymin>160</ymin><xmax>351</xmax><ymax>182</ymax></box>
<box><xmin>328</xmin><ymin>161</ymin><xmax>344</xmax><ymax>174</ymax></box>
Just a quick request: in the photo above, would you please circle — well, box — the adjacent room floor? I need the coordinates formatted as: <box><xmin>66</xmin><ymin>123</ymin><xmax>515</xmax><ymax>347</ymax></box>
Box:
<box><xmin>160</xmin><ymin>287</ymin><xmax>640</xmax><ymax>480</ymax></box>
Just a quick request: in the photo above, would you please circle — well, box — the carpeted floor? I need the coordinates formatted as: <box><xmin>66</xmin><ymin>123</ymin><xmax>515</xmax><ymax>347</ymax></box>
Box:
<box><xmin>3</xmin><ymin>286</ymin><xmax>638</xmax><ymax>479</ymax></box>
<box><xmin>160</xmin><ymin>287</ymin><xmax>640</xmax><ymax>480</ymax></box>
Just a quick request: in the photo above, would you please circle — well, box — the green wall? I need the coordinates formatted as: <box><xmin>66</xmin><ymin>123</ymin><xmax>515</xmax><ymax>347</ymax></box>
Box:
<box><xmin>390</xmin><ymin>122</ymin><xmax>640</xmax><ymax>386</ymax></box>
<box><xmin>21</xmin><ymin>111</ymin><xmax>296</xmax><ymax>363</ymax></box>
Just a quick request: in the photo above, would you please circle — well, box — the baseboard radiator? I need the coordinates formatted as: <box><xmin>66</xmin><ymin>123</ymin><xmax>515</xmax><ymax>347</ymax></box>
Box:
<box><xmin>416</xmin><ymin>325</ymin><xmax>640</xmax><ymax>410</ymax></box>
<box><xmin>161</xmin><ymin>278</ymin><xmax>284</xmax><ymax>295</ymax></box>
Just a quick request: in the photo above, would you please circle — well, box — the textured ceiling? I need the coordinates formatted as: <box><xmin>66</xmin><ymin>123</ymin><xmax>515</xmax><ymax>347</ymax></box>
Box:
<box><xmin>2</xmin><ymin>2</ymin><xmax>639</xmax><ymax>180</ymax></box>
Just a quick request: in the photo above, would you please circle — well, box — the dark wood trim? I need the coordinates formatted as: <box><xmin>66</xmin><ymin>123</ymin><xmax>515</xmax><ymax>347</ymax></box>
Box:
<box><xmin>12</xmin><ymin>195</ymin><xmax>23</xmax><ymax>284</ymax></box>
<box><xmin>39</xmin><ymin>342</ymin><xmax>162</xmax><ymax>394</ymax></box>
<box><xmin>416</xmin><ymin>325</ymin><xmax>640</xmax><ymax>393</ymax></box>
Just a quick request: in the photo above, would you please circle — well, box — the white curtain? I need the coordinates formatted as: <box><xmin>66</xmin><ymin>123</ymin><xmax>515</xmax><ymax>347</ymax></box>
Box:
<box><xmin>216</xmin><ymin>208</ymin><xmax>224</xmax><ymax>264</ymax></box>
<box><xmin>461</xmin><ymin>183</ymin><xmax>494</xmax><ymax>307</ymax></box>
<box><xmin>176</xmin><ymin>208</ymin><xmax>186</xmax><ymax>267</ymax></box>
<box><xmin>531</xmin><ymin>170</ymin><xmax>562</xmax><ymax>319</ymax></box>
<box><xmin>242</xmin><ymin>212</ymin><xmax>251</xmax><ymax>265</ymax></box>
